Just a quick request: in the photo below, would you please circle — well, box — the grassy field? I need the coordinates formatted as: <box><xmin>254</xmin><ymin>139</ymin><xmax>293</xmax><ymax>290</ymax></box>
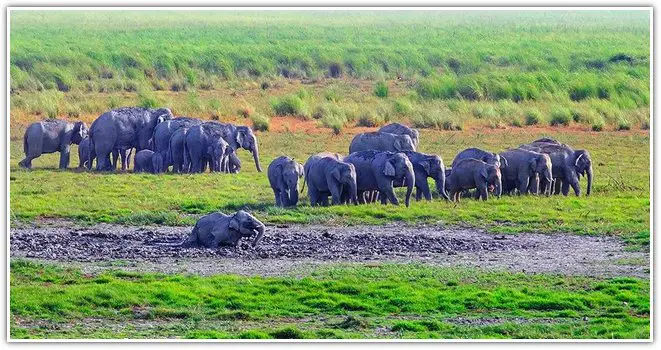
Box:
<box><xmin>10</xmin><ymin>10</ymin><xmax>650</xmax><ymax>131</ymax></box>
<box><xmin>10</xmin><ymin>260</ymin><xmax>650</xmax><ymax>339</ymax></box>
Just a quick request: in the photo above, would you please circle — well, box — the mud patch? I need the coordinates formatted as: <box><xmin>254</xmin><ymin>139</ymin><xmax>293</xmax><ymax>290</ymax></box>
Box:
<box><xmin>10</xmin><ymin>223</ymin><xmax>648</xmax><ymax>278</ymax></box>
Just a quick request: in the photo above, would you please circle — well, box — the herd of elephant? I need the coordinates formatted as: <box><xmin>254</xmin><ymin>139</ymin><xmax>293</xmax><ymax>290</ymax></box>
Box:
<box><xmin>270</xmin><ymin>123</ymin><xmax>593</xmax><ymax>208</ymax></box>
<box><xmin>17</xmin><ymin>107</ymin><xmax>592</xmax><ymax>248</ymax></box>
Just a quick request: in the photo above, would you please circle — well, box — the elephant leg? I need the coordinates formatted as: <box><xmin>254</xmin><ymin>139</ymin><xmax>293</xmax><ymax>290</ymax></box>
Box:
<box><xmin>320</xmin><ymin>195</ymin><xmax>329</xmax><ymax>207</ymax></box>
<box><xmin>418</xmin><ymin>180</ymin><xmax>431</xmax><ymax>201</ymax></box>
<box><xmin>280</xmin><ymin>189</ymin><xmax>290</xmax><ymax>207</ymax></box>
<box><xmin>561</xmin><ymin>181</ymin><xmax>570</xmax><ymax>196</ymax></box>
<box><xmin>357</xmin><ymin>191</ymin><xmax>367</xmax><ymax>204</ymax></box>
<box><xmin>273</xmin><ymin>189</ymin><xmax>282</xmax><ymax>206</ymax></box>
<box><xmin>379</xmin><ymin>191</ymin><xmax>388</xmax><ymax>205</ymax></box>
<box><xmin>517</xmin><ymin>174</ymin><xmax>530</xmax><ymax>196</ymax></box>
<box><xmin>309</xmin><ymin>189</ymin><xmax>319</xmax><ymax>206</ymax></box>
<box><xmin>58</xmin><ymin>146</ymin><xmax>71</xmax><ymax>169</ymax></box>
<box><xmin>329</xmin><ymin>184</ymin><xmax>343</xmax><ymax>205</ymax></box>
<box><xmin>20</xmin><ymin>153</ymin><xmax>38</xmax><ymax>169</ymax></box>
<box><xmin>554</xmin><ymin>179</ymin><xmax>562</xmax><ymax>195</ymax></box>
<box><xmin>478</xmin><ymin>184</ymin><xmax>489</xmax><ymax>201</ymax></box>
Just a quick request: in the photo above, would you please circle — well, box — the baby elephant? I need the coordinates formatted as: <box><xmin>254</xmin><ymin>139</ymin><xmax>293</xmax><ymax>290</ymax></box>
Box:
<box><xmin>446</xmin><ymin>159</ymin><xmax>502</xmax><ymax>201</ymax></box>
<box><xmin>134</xmin><ymin>150</ymin><xmax>164</xmax><ymax>174</ymax></box>
<box><xmin>268</xmin><ymin>156</ymin><xmax>304</xmax><ymax>207</ymax></box>
<box><xmin>179</xmin><ymin>210</ymin><xmax>265</xmax><ymax>248</ymax></box>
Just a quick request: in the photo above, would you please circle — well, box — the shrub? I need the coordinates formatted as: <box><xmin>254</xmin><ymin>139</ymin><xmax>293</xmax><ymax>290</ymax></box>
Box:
<box><xmin>321</xmin><ymin>114</ymin><xmax>346</xmax><ymax>135</ymax></box>
<box><xmin>208</xmin><ymin>99</ymin><xmax>222</xmax><ymax>119</ymax></box>
<box><xmin>250</xmin><ymin>113</ymin><xmax>270</xmax><ymax>132</ymax></box>
<box><xmin>374</xmin><ymin>81</ymin><xmax>389</xmax><ymax>98</ymax></box>
<box><xmin>355</xmin><ymin>110</ymin><xmax>384</xmax><ymax>127</ymax></box>
<box><xmin>549</xmin><ymin>107</ymin><xmax>571</xmax><ymax>126</ymax></box>
<box><xmin>237</xmin><ymin>105</ymin><xmax>253</xmax><ymax>118</ymax></box>
<box><xmin>324</xmin><ymin>88</ymin><xmax>342</xmax><ymax>102</ymax></box>
<box><xmin>312</xmin><ymin>103</ymin><xmax>344</xmax><ymax>120</ymax></box>
<box><xmin>510</xmin><ymin>118</ymin><xmax>523</xmax><ymax>127</ymax></box>
<box><xmin>328</xmin><ymin>62</ymin><xmax>343</xmax><ymax>78</ymax></box>
<box><xmin>447</xmin><ymin>99</ymin><xmax>468</xmax><ymax>114</ymax></box>
<box><xmin>138</xmin><ymin>91</ymin><xmax>159</xmax><ymax>109</ymax></box>
<box><xmin>271</xmin><ymin>94</ymin><xmax>308</xmax><ymax>118</ymax></box>
<box><xmin>393</xmin><ymin>98</ymin><xmax>413</xmax><ymax>115</ymax></box>
<box><xmin>411</xmin><ymin>109</ymin><xmax>441</xmax><ymax>129</ymax></box>
<box><xmin>641</xmin><ymin>119</ymin><xmax>650</xmax><ymax>130</ymax></box>
<box><xmin>591</xmin><ymin>117</ymin><xmax>605</xmax><ymax>131</ymax></box>
<box><xmin>496</xmin><ymin>100</ymin><xmax>518</xmax><ymax>117</ymax></box>
<box><xmin>616</xmin><ymin>117</ymin><xmax>631</xmax><ymax>131</ymax></box>
<box><xmin>472</xmin><ymin>105</ymin><xmax>497</xmax><ymax>119</ymax></box>
<box><xmin>415</xmin><ymin>75</ymin><xmax>457</xmax><ymax>99</ymax></box>
<box><xmin>525</xmin><ymin>109</ymin><xmax>542</xmax><ymax>126</ymax></box>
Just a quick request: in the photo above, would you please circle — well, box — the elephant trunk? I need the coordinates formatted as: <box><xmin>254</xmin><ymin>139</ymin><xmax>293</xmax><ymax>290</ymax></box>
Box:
<box><xmin>586</xmin><ymin>165</ymin><xmax>593</xmax><ymax>196</ymax></box>
<box><xmin>289</xmin><ymin>186</ymin><xmax>299</xmax><ymax>206</ymax></box>
<box><xmin>404</xmin><ymin>169</ymin><xmax>415</xmax><ymax>207</ymax></box>
<box><xmin>252</xmin><ymin>223</ymin><xmax>265</xmax><ymax>247</ymax></box>
<box><xmin>435</xmin><ymin>172</ymin><xmax>450</xmax><ymax>200</ymax></box>
<box><xmin>494</xmin><ymin>176</ymin><xmax>502</xmax><ymax>198</ymax></box>
<box><xmin>347</xmin><ymin>180</ymin><xmax>358</xmax><ymax>205</ymax></box>
<box><xmin>251</xmin><ymin>142</ymin><xmax>263</xmax><ymax>172</ymax></box>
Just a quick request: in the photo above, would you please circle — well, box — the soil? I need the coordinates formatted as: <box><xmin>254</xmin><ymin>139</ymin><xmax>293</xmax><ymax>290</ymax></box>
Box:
<box><xmin>10</xmin><ymin>222</ymin><xmax>649</xmax><ymax>278</ymax></box>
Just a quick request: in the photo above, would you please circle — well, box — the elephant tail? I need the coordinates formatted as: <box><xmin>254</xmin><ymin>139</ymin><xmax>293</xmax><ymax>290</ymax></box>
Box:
<box><xmin>22</xmin><ymin>131</ymin><xmax>28</xmax><ymax>156</ymax></box>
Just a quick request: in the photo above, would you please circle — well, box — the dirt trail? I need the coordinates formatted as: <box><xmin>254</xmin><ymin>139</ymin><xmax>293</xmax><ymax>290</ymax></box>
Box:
<box><xmin>10</xmin><ymin>222</ymin><xmax>648</xmax><ymax>278</ymax></box>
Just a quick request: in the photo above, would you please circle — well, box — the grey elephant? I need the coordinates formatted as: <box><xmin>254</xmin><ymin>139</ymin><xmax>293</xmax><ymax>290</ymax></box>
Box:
<box><xmin>520</xmin><ymin>142</ymin><xmax>592</xmax><ymax>196</ymax></box>
<box><xmin>134</xmin><ymin>149</ymin><xmax>164</xmax><ymax>174</ymax></box>
<box><xmin>378</xmin><ymin>123</ymin><xmax>420</xmax><ymax>148</ymax></box>
<box><xmin>209</xmin><ymin>122</ymin><xmax>262</xmax><ymax>172</ymax></box>
<box><xmin>268</xmin><ymin>156</ymin><xmax>305</xmax><ymax>207</ymax></box>
<box><xmin>451</xmin><ymin>147</ymin><xmax>508</xmax><ymax>169</ymax></box>
<box><xmin>185</xmin><ymin>124</ymin><xmax>229</xmax><ymax>173</ymax></box>
<box><xmin>176</xmin><ymin>210</ymin><xmax>265</xmax><ymax>248</ymax></box>
<box><xmin>88</xmin><ymin>107</ymin><xmax>172</xmax><ymax>171</ymax></box>
<box><xmin>499</xmin><ymin>148</ymin><xmax>553</xmax><ymax>195</ymax></box>
<box><xmin>303</xmin><ymin>152</ymin><xmax>358</xmax><ymax>206</ymax></box>
<box><xmin>446</xmin><ymin>159</ymin><xmax>502</xmax><ymax>201</ymax></box>
<box><xmin>401</xmin><ymin>151</ymin><xmax>450</xmax><ymax>201</ymax></box>
<box><xmin>152</xmin><ymin>116</ymin><xmax>202</xmax><ymax>169</ymax></box>
<box><xmin>19</xmin><ymin>119</ymin><xmax>87</xmax><ymax>169</ymax></box>
<box><xmin>349</xmin><ymin>131</ymin><xmax>416</xmax><ymax>154</ymax></box>
<box><xmin>226</xmin><ymin>148</ymin><xmax>241</xmax><ymax>174</ymax></box>
<box><xmin>168</xmin><ymin>127</ymin><xmax>190</xmax><ymax>173</ymax></box>
<box><xmin>78</xmin><ymin>137</ymin><xmax>132</xmax><ymax>171</ymax></box>
<box><xmin>344</xmin><ymin>150</ymin><xmax>415</xmax><ymax>207</ymax></box>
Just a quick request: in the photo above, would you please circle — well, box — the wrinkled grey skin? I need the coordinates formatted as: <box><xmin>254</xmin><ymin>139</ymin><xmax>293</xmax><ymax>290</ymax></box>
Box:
<box><xmin>304</xmin><ymin>152</ymin><xmax>358</xmax><ymax>206</ymax></box>
<box><xmin>446</xmin><ymin>158</ymin><xmax>502</xmax><ymax>201</ymax></box>
<box><xmin>226</xmin><ymin>148</ymin><xmax>241</xmax><ymax>174</ymax></box>
<box><xmin>206</xmin><ymin>122</ymin><xmax>262</xmax><ymax>172</ymax></box>
<box><xmin>169</xmin><ymin>127</ymin><xmax>190</xmax><ymax>173</ymax></box>
<box><xmin>344</xmin><ymin>150</ymin><xmax>416</xmax><ymax>207</ymax></box>
<box><xmin>177</xmin><ymin>210</ymin><xmax>265</xmax><ymax>248</ymax></box>
<box><xmin>378</xmin><ymin>123</ymin><xmax>420</xmax><ymax>148</ymax></box>
<box><xmin>451</xmin><ymin>147</ymin><xmax>508</xmax><ymax>169</ymax></box>
<box><xmin>402</xmin><ymin>151</ymin><xmax>450</xmax><ymax>201</ymax></box>
<box><xmin>19</xmin><ymin>119</ymin><xmax>87</xmax><ymax>169</ymax></box>
<box><xmin>133</xmin><ymin>150</ymin><xmax>164</xmax><ymax>174</ymax></box>
<box><xmin>349</xmin><ymin>132</ymin><xmax>416</xmax><ymax>153</ymax></box>
<box><xmin>89</xmin><ymin>107</ymin><xmax>172</xmax><ymax>171</ymax></box>
<box><xmin>185</xmin><ymin>124</ymin><xmax>229</xmax><ymax>173</ymax></box>
<box><xmin>78</xmin><ymin>137</ymin><xmax>129</xmax><ymax>170</ymax></box>
<box><xmin>533</xmin><ymin>137</ymin><xmax>561</xmax><ymax>145</ymax></box>
<box><xmin>153</xmin><ymin>117</ymin><xmax>202</xmax><ymax>169</ymax></box>
<box><xmin>520</xmin><ymin>142</ymin><xmax>593</xmax><ymax>196</ymax></box>
<box><xmin>499</xmin><ymin>148</ymin><xmax>553</xmax><ymax>195</ymax></box>
<box><xmin>268</xmin><ymin>156</ymin><xmax>305</xmax><ymax>207</ymax></box>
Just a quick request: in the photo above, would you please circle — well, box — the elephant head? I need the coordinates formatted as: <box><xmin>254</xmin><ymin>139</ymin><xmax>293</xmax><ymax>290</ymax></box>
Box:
<box><xmin>229</xmin><ymin>210</ymin><xmax>266</xmax><ymax>247</ymax></box>
<box><xmin>283</xmin><ymin>160</ymin><xmax>305</xmax><ymax>206</ymax></box>
<box><xmin>491</xmin><ymin>153</ymin><xmax>508</xmax><ymax>170</ymax></box>
<box><xmin>153</xmin><ymin>108</ymin><xmax>174</xmax><ymax>123</ymax></box>
<box><xmin>384</xmin><ymin>153</ymin><xmax>415</xmax><ymax>207</ymax></box>
<box><xmin>207</xmin><ymin>139</ymin><xmax>226</xmax><ymax>172</ymax></box>
<box><xmin>420</xmin><ymin>155</ymin><xmax>450</xmax><ymax>200</ymax></box>
<box><xmin>531</xmin><ymin>154</ymin><xmax>553</xmax><ymax>195</ymax></box>
<box><xmin>482</xmin><ymin>164</ymin><xmax>502</xmax><ymax>197</ymax></box>
<box><xmin>152</xmin><ymin>153</ymin><xmax>164</xmax><ymax>174</ymax></box>
<box><xmin>71</xmin><ymin>121</ymin><xmax>88</xmax><ymax>145</ymax></box>
<box><xmin>235</xmin><ymin>126</ymin><xmax>262</xmax><ymax>172</ymax></box>
<box><xmin>574</xmin><ymin>150</ymin><xmax>593</xmax><ymax>196</ymax></box>
<box><xmin>394</xmin><ymin>135</ymin><xmax>416</xmax><ymax>152</ymax></box>
<box><xmin>331</xmin><ymin>162</ymin><xmax>358</xmax><ymax>204</ymax></box>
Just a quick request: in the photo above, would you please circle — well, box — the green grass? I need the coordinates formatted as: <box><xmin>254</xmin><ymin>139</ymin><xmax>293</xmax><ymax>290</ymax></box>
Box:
<box><xmin>9</xmin><ymin>130</ymin><xmax>650</xmax><ymax>250</ymax></box>
<box><xmin>9</xmin><ymin>260</ymin><xmax>650</xmax><ymax>339</ymax></box>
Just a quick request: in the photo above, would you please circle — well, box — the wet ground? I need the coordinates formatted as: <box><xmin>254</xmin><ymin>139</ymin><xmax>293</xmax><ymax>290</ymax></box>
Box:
<box><xmin>10</xmin><ymin>222</ymin><xmax>649</xmax><ymax>278</ymax></box>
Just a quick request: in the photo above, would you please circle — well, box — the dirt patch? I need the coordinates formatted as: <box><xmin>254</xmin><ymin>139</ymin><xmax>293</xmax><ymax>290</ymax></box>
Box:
<box><xmin>10</xmin><ymin>223</ymin><xmax>648</xmax><ymax>278</ymax></box>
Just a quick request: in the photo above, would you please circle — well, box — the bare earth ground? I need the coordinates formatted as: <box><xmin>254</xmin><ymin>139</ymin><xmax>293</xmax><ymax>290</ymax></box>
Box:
<box><xmin>10</xmin><ymin>221</ymin><xmax>649</xmax><ymax>279</ymax></box>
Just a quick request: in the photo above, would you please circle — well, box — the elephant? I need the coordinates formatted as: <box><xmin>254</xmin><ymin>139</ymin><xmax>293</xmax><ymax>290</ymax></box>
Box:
<box><xmin>401</xmin><ymin>151</ymin><xmax>450</xmax><ymax>201</ymax></box>
<box><xmin>378</xmin><ymin>123</ymin><xmax>420</xmax><ymax>148</ymax></box>
<box><xmin>133</xmin><ymin>149</ymin><xmax>164</xmax><ymax>174</ymax></box>
<box><xmin>19</xmin><ymin>119</ymin><xmax>87</xmax><ymax>169</ymax></box>
<box><xmin>185</xmin><ymin>124</ymin><xmax>229</xmax><ymax>173</ymax></box>
<box><xmin>152</xmin><ymin>116</ymin><xmax>202</xmax><ymax>169</ymax></box>
<box><xmin>89</xmin><ymin>107</ymin><xmax>173</xmax><ymax>171</ymax></box>
<box><xmin>344</xmin><ymin>150</ymin><xmax>415</xmax><ymax>207</ymax></box>
<box><xmin>206</xmin><ymin>121</ymin><xmax>262</xmax><ymax>172</ymax></box>
<box><xmin>78</xmin><ymin>137</ymin><xmax>130</xmax><ymax>170</ymax></box>
<box><xmin>168</xmin><ymin>127</ymin><xmax>190</xmax><ymax>173</ymax></box>
<box><xmin>520</xmin><ymin>142</ymin><xmax>593</xmax><ymax>196</ymax></box>
<box><xmin>348</xmin><ymin>131</ymin><xmax>416</xmax><ymax>154</ymax></box>
<box><xmin>226</xmin><ymin>148</ymin><xmax>241</xmax><ymax>174</ymax></box>
<box><xmin>499</xmin><ymin>148</ymin><xmax>553</xmax><ymax>195</ymax></box>
<box><xmin>446</xmin><ymin>158</ymin><xmax>502</xmax><ymax>201</ymax></box>
<box><xmin>176</xmin><ymin>210</ymin><xmax>265</xmax><ymax>248</ymax></box>
<box><xmin>268</xmin><ymin>156</ymin><xmax>305</xmax><ymax>207</ymax></box>
<box><xmin>451</xmin><ymin>147</ymin><xmax>508</xmax><ymax>169</ymax></box>
<box><xmin>303</xmin><ymin>152</ymin><xmax>358</xmax><ymax>206</ymax></box>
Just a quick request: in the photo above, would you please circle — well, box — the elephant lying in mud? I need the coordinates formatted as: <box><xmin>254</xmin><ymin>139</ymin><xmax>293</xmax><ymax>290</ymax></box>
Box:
<box><xmin>446</xmin><ymin>158</ymin><xmax>502</xmax><ymax>201</ymax></box>
<box><xmin>176</xmin><ymin>210</ymin><xmax>265</xmax><ymax>248</ymax></box>
<box><xmin>268</xmin><ymin>156</ymin><xmax>304</xmax><ymax>207</ymax></box>
<box><xmin>19</xmin><ymin>119</ymin><xmax>88</xmax><ymax>169</ymax></box>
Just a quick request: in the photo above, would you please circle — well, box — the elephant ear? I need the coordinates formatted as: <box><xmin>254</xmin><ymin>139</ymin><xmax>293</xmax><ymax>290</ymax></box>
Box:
<box><xmin>420</xmin><ymin>160</ymin><xmax>431</xmax><ymax>175</ymax></box>
<box><xmin>393</xmin><ymin>139</ymin><xmax>402</xmax><ymax>151</ymax></box>
<box><xmin>383</xmin><ymin>160</ymin><xmax>396</xmax><ymax>177</ymax></box>
<box><xmin>235</xmin><ymin>131</ymin><xmax>245</xmax><ymax>147</ymax></box>
<box><xmin>331</xmin><ymin>167</ymin><xmax>341</xmax><ymax>182</ymax></box>
<box><xmin>499</xmin><ymin>155</ymin><xmax>508</xmax><ymax>168</ymax></box>
<box><xmin>229</xmin><ymin>213</ymin><xmax>241</xmax><ymax>231</ymax></box>
<box><xmin>480</xmin><ymin>167</ymin><xmax>489</xmax><ymax>181</ymax></box>
<box><xmin>529</xmin><ymin>157</ymin><xmax>538</xmax><ymax>172</ymax></box>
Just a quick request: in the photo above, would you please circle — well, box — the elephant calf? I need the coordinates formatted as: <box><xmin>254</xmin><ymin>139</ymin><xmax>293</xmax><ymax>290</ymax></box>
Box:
<box><xmin>268</xmin><ymin>156</ymin><xmax>304</xmax><ymax>207</ymax></box>
<box><xmin>178</xmin><ymin>210</ymin><xmax>265</xmax><ymax>248</ymax></box>
<box><xmin>452</xmin><ymin>147</ymin><xmax>508</xmax><ymax>169</ymax></box>
<box><xmin>499</xmin><ymin>148</ymin><xmax>553</xmax><ymax>195</ymax></box>
<box><xmin>20</xmin><ymin>119</ymin><xmax>87</xmax><ymax>169</ymax></box>
<box><xmin>402</xmin><ymin>151</ymin><xmax>450</xmax><ymax>201</ymax></box>
<box><xmin>134</xmin><ymin>150</ymin><xmax>164</xmax><ymax>174</ymax></box>
<box><xmin>304</xmin><ymin>152</ymin><xmax>358</xmax><ymax>206</ymax></box>
<box><xmin>446</xmin><ymin>159</ymin><xmax>502</xmax><ymax>201</ymax></box>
